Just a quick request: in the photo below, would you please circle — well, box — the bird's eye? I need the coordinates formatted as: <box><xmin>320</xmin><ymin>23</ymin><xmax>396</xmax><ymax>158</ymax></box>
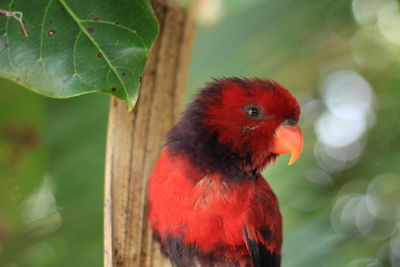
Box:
<box><xmin>247</xmin><ymin>107</ymin><xmax>259</xmax><ymax>117</ymax></box>
<box><xmin>242</xmin><ymin>104</ymin><xmax>263</xmax><ymax>120</ymax></box>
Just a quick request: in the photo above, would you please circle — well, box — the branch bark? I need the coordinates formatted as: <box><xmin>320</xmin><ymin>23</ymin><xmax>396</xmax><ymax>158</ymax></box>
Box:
<box><xmin>104</xmin><ymin>1</ymin><xmax>196</xmax><ymax>266</ymax></box>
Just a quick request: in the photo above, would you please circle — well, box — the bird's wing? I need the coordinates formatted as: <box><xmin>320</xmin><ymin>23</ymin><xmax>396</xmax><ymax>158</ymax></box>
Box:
<box><xmin>243</xmin><ymin>226</ymin><xmax>281</xmax><ymax>267</ymax></box>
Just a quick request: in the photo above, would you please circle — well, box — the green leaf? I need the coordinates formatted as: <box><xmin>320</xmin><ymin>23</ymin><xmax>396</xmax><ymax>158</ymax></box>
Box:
<box><xmin>0</xmin><ymin>0</ymin><xmax>158</xmax><ymax>110</ymax></box>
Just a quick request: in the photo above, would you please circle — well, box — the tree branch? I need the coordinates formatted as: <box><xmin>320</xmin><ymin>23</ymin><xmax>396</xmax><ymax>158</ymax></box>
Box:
<box><xmin>104</xmin><ymin>0</ymin><xmax>196</xmax><ymax>266</ymax></box>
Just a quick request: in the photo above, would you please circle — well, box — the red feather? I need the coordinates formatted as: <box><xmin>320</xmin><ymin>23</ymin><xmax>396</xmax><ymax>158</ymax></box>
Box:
<box><xmin>148</xmin><ymin>148</ymin><xmax>282</xmax><ymax>265</ymax></box>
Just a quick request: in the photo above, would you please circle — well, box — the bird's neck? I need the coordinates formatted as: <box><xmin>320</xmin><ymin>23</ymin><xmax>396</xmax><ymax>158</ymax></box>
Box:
<box><xmin>166</xmin><ymin>121</ymin><xmax>275</xmax><ymax>182</ymax></box>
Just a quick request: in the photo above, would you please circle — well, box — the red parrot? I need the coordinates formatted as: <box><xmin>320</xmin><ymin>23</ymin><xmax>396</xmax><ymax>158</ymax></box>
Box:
<box><xmin>148</xmin><ymin>77</ymin><xmax>303</xmax><ymax>267</ymax></box>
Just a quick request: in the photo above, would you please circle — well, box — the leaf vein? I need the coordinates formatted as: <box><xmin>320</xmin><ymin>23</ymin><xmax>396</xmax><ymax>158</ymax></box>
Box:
<box><xmin>5</xmin><ymin>0</ymin><xmax>17</xmax><ymax>71</ymax></box>
<box><xmin>79</xmin><ymin>19</ymin><xmax>147</xmax><ymax>55</ymax></box>
<box><xmin>59</xmin><ymin>0</ymin><xmax>130</xmax><ymax>105</ymax></box>
<box><xmin>39</xmin><ymin>0</ymin><xmax>53</xmax><ymax>59</ymax></box>
<box><xmin>80</xmin><ymin>20</ymin><xmax>140</xmax><ymax>42</ymax></box>
<box><xmin>72</xmin><ymin>32</ymin><xmax>81</xmax><ymax>75</ymax></box>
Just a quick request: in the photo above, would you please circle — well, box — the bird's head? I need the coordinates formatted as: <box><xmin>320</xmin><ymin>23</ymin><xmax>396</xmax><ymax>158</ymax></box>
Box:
<box><xmin>167</xmin><ymin>77</ymin><xmax>303</xmax><ymax>180</ymax></box>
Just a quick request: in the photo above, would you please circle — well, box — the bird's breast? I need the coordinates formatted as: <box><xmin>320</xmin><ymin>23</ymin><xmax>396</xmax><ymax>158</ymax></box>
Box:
<box><xmin>148</xmin><ymin>148</ymin><xmax>281</xmax><ymax>255</ymax></box>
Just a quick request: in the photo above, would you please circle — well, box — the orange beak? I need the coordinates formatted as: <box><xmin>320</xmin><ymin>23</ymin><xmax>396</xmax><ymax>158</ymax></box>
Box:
<box><xmin>270</xmin><ymin>125</ymin><xmax>303</xmax><ymax>165</ymax></box>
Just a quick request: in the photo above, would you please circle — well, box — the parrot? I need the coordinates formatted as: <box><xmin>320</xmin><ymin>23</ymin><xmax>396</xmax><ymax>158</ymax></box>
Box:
<box><xmin>147</xmin><ymin>77</ymin><xmax>303</xmax><ymax>267</ymax></box>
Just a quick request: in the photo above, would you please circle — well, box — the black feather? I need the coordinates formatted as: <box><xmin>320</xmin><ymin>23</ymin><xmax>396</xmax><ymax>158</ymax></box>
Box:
<box><xmin>154</xmin><ymin>232</ymin><xmax>241</xmax><ymax>267</ymax></box>
<box><xmin>243</xmin><ymin>227</ymin><xmax>281</xmax><ymax>267</ymax></box>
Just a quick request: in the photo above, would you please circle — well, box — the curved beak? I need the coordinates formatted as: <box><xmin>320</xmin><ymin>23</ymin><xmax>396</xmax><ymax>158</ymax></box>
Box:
<box><xmin>270</xmin><ymin>125</ymin><xmax>303</xmax><ymax>165</ymax></box>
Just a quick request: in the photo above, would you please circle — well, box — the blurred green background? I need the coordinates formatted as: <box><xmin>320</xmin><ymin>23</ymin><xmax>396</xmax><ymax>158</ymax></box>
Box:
<box><xmin>1</xmin><ymin>0</ymin><xmax>400</xmax><ymax>266</ymax></box>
